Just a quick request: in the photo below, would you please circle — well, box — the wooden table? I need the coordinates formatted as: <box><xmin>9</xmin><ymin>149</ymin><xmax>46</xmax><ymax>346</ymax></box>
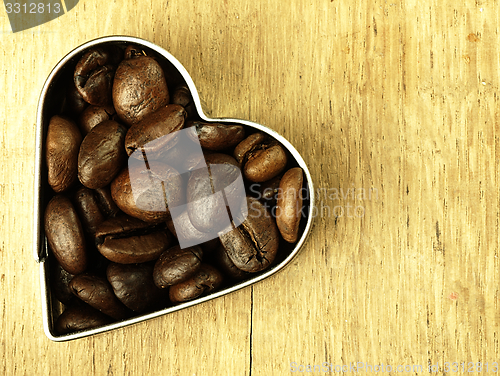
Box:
<box><xmin>1</xmin><ymin>0</ymin><xmax>498</xmax><ymax>374</ymax></box>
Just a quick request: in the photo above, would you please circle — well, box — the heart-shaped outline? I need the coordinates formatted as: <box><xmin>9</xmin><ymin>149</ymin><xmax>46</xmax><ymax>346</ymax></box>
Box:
<box><xmin>34</xmin><ymin>36</ymin><xmax>315</xmax><ymax>341</ymax></box>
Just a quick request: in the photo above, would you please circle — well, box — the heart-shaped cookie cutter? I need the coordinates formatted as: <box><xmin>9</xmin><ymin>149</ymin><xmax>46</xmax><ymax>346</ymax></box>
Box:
<box><xmin>34</xmin><ymin>36</ymin><xmax>315</xmax><ymax>341</ymax></box>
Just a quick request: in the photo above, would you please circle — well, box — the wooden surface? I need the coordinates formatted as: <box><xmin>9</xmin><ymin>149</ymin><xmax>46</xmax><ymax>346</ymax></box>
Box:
<box><xmin>1</xmin><ymin>0</ymin><xmax>499</xmax><ymax>374</ymax></box>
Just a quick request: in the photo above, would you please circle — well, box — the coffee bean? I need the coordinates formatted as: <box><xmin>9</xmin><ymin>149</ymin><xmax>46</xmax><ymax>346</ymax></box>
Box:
<box><xmin>65</xmin><ymin>81</ymin><xmax>88</xmax><ymax>116</ymax></box>
<box><xmin>169</xmin><ymin>264</ymin><xmax>223</xmax><ymax>303</ymax></box>
<box><xmin>156</xmin><ymin>133</ymin><xmax>205</xmax><ymax>173</ymax></box>
<box><xmin>111</xmin><ymin>160</ymin><xmax>184</xmax><ymax>223</ymax></box>
<box><xmin>78</xmin><ymin>120</ymin><xmax>128</xmax><ymax>189</ymax></box>
<box><xmin>93</xmin><ymin>186</ymin><xmax>120</xmax><ymax>218</ymax></box>
<box><xmin>233</xmin><ymin>132</ymin><xmax>265</xmax><ymax>164</ymax></box>
<box><xmin>78</xmin><ymin>104</ymin><xmax>116</xmax><ymax>135</ymax></box>
<box><xmin>243</xmin><ymin>142</ymin><xmax>287</xmax><ymax>183</ymax></box>
<box><xmin>122</xmin><ymin>45</ymin><xmax>142</xmax><ymax>59</ymax></box>
<box><xmin>112</xmin><ymin>53</ymin><xmax>169</xmax><ymax>126</ymax></box>
<box><xmin>46</xmin><ymin>115</ymin><xmax>82</xmax><ymax>193</ymax></box>
<box><xmin>171</xmin><ymin>84</ymin><xmax>192</xmax><ymax>108</ymax></box>
<box><xmin>153</xmin><ymin>245</ymin><xmax>203</xmax><ymax>288</ymax></box>
<box><xmin>219</xmin><ymin>197</ymin><xmax>280</xmax><ymax>273</ymax></box>
<box><xmin>74</xmin><ymin>47</ymin><xmax>121</xmax><ymax>106</ymax></box>
<box><xmin>125</xmin><ymin>104</ymin><xmax>187</xmax><ymax>160</ymax></box>
<box><xmin>186</xmin><ymin>121</ymin><xmax>245</xmax><ymax>151</ymax></box>
<box><xmin>69</xmin><ymin>273</ymin><xmax>130</xmax><ymax>320</ymax></box>
<box><xmin>213</xmin><ymin>244</ymin><xmax>249</xmax><ymax>280</ymax></box>
<box><xmin>276</xmin><ymin>167</ymin><xmax>304</xmax><ymax>243</ymax></box>
<box><xmin>166</xmin><ymin>215</ymin><xmax>220</xmax><ymax>254</ymax></box>
<box><xmin>166</xmin><ymin>210</ymin><xmax>216</xmax><ymax>248</ymax></box>
<box><xmin>234</xmin><ymin>133</ymin><xmax>288</xmax><ymax>183</ymax></box>
<box><xmin>44</xmin><ymin>195</ymin><xmax>87</xmax><ymax>275</ymax></box>
<box><xmin>200</xmin><ymin>239</ymin><xmax>220</xmax><ymax>254</ymax></box>
<box><xmin>107</xmin><ymin>262</ymin><xmax>167</xmax><ymax>312</ymax></box>
<box><xmin>171</xmin><ymin>84</ymin><xmax>196</xmax><ymax>118</ymax></box>
<box><xmin>187</xmin><ymin>153</ymin><xmax>246</xmax><ymax>234</ymax></box>
<box><xmin>258</xmin><ymin>174</ymin><xmax>282</xmax><ymax>205</ymax></box>
<box><xmin>50</xmin><ymin>261</ymin><xmax>75</xmax><ymax>305</ymax></box>
<box><xmin>73</xmin><ymin>186</ymin><xmax>105</xmax><ymax>237</ymax></box>
<box><xmin>95</xmin><ymin>215</ymin><xmax>172</xmax><ymax>264</ymax></box>
<box><xmin>55</xmin><ymin>304</ymin><xmax>112</xmax><ymax>335</ymax></box>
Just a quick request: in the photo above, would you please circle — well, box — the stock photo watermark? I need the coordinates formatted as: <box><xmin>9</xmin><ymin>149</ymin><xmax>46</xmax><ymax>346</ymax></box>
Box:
<box><xmin>290</xmin><ymin>361</ymin><xmax>499</xmax><ymax>373</ymax></box>
<box><xmin>248</xmin><ymin>185</ymin><xmax>379</xmax><ymax>220</ymax></box>
<box><xmin>311</xmin><ymin>186</ymin><xmax>378</xmax><ymax>218</ymax></box>
<box><xmin>3</xmin><ymin>1</ymin><xmax>79</xmax><ymax>32</ymax></box>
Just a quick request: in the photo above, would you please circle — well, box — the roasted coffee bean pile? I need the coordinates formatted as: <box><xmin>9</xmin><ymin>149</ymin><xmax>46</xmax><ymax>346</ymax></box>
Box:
<box><xmin>44</xmin><ymin>44</ymin><xmax>306</xmax><ymax>335</ymax></box>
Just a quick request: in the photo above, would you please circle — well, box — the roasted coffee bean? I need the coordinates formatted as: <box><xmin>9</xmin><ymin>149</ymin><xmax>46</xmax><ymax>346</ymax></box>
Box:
<box><xmin>112</xmin><ymin>52</ymin><xmax>169</xmax><ymax>126</ymax></box>
<box><xmin>69</xmin><ymin>273</ymin><xmax>130</xmax><ymax>320</ymax></box>
<box><xmin>213</xmin><ymin>244</ymin><xmax>249</xmax><ymax>281</ymax></box>
<box><xmin>107</xmin><ymin>262</ymin><xmax>166</xmax><ymax>312</ymax></box>
<box><xmin>169</xmin><ymin>264</ymin><xmax>223</xmax><ymax>303</ymax></box>
<box><xmin>78</xmin><ymin>104</ymin><xmax>115</xmax><ymax>135</ymax></box>
<box><xmin>243</xmin><ymin>141</ymin><xmax>287</xmax><ymax>183</ymax></box>
<box><xmin>258</xmin><ymin>174</ymin><xmax>282</xmax><ymax>205</ymax></box>
<box><xmin>95</xmin><ymin>215</ymin><xmax>172</xmax><ymax>264</ymax></box>
<box><xmin>171</xmin><ymin>84</ymin><xmax>196</xmax><ymax>118</ymax></box>
<box><xmin>234</xmin><ymin>133</ymin><xmax>288</xmax><ymax>183</ymax></box>
<box><xmin>66</xmin><ymin>81</ymin><xmax>88</xmax><ymax>116</ymax></box>
<box><xmin>166</xmin><ymin>216</ymin><xmax>219</xmax><ymax>254</ymax></box>
<box><xmin>153</xmin><ymin>245</ymin><xmax>203</xmax><ymax>288</ymax></box>
<box><xmin>143</xmin><ymin>125</ymin><xmax>208</xmax><ymax>174</ymax></box>
<box><xmin>183</xmin><ymin>150</ymin><xmax>209</xmax><ymax>171</ymax></box>
<box><xmin>74</xmin><ymin>47</ymin><xmax>121</xmax><ymax>106</ymax></box>
<box><xmin>45</xmin><ymin>195</ymin><xmax>87</xmax><ymax>275</ymax></box>
<box><xmin>186</xmin><ymin>121</ymin><xmax>245</xmax><ymax>151</ymax></box>
<box><xmin>50</xmin><ymin>261</ymin><xmax>75</xmax><ymax>305</ymax></box>
<box><xmin>200</xmin><ymin>239</ymin><xmax>220</xmax><ymax>254</ymax></box>
<box><xmin>46</xmin><ymin>115</ymin><xmax>82</xmax><ymax>193</ymax></box>
<box><xmin>219</xmin><ymin>197</ymin><xmax>280</xmax><ymax>273</ymax></box>
<box><xmin>157</xmin><ymin>135</ymin><xmax>205</xmax><ymax>174</ymax></box>
<box><xmin>55</xmin><ymin>304</ymin><xmax>112</xmax><ymax>335</ymax></box>
<box><xmin>78</xmin><ymin>120</ymin><xmax>127</xmax><ymax>189</ymax></box>
<box><xmin>171</xmin><ymin>84</ymin><xmax>192</xmax><ymax>108</ymax></box>
<box><xmin>123</xmin><ymin>44</ymin><xmax>144</xmax><ymax>59</ymax></box>
<box><xmin>111</xmin><ymin>160</ymin><xmax>184</xmax><ymax>223</ymax></box>
<box><xmin>166</xmin><ymin>210</ymin><xmax>217</xmax><ymax>248</ymax></box>
<box><xmin>73</xmin><ymin>186</ymin><xmax>105</xmax><ymax>236</ymax></box>
<box><xmin>276</xmin><ymin>167</ymin><xmax>304</xmax><ymax>243</ymax></box>
<box><xmin>187</xmin><ymin>153</ymin><xmax>246</xmax><ymax>234</ymax></box>
<box><xmin>125</xmin><ymin>104</ymin><xmax>187</xmax><ymax>160</ymax></box>
<box><xmin>233</xmin><ymin>132</ymin><xmax>265</xmax><ymax>164</ymax></box>
<box><xmin>94</xmin><ymin>186</ymin><xmax>120</xmax><ymax>218</ymax></box>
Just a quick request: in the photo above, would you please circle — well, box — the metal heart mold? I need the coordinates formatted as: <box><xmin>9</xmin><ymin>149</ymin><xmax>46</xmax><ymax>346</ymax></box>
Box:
<box><xmin>34</xmin><ymin>36</ymin><xmax>315</xmax><ymax>341</ymax></box>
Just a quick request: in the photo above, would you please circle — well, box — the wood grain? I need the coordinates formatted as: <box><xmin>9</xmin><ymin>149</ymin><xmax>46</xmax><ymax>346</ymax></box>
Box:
<box><xmin>1</xmin><ymin>0</ymin><xmax>499</xmax><ymax>374</ymax></box>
